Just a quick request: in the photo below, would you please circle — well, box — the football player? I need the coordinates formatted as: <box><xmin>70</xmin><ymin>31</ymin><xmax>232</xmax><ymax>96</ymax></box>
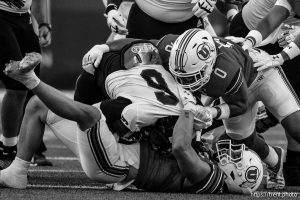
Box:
<box><xmin>228</xmin><ymin>0</ymin><xmax>300</xmax><ymax>186</ymax></box>
<box><xmin>104</xmin><ymin>0</ymin><xmax>222</xmax><ymax>39</ymax></box>
<box><xmin>82</xmin><ymin>29</ymin><xmax>286</xmax><ymax>189</ymax></box>
<box><xmin>0</xmin><ymin>0</ymin><xmax>52</xmax><ymax>169</ymax></box>
<box><xmin>0</xmin><ymin>52</ymin><xmax>238</xmax><ymax>194</ymax></box>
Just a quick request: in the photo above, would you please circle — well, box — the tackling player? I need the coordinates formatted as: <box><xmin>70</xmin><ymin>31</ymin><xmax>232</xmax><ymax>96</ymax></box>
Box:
<box><xmin>81</xmin><ymin>29</ymin><xmax>287</xmax><ymax>189</ymax></box>
<box><xmin>0</xmin><ymin>51</ymin><xmax>262</xmax><ymax>194</ymax></box>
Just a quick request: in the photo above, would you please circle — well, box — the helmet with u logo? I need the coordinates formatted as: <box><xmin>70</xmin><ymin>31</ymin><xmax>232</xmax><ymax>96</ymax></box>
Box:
<box><xmin>169</xmin><ymin>28</ymin><xmax>217</xmax><ymax>92</ymax></box>
<box><xmin>216</xmin><ymin>140</ymin><xmax>263</xmax><ymax>194</ymax></box>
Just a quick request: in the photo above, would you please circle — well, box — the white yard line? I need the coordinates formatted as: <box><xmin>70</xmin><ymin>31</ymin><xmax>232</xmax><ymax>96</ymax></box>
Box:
<box><xmin>29</xmin><ymin>169</ymin><xmax>83</xmax><ymax>173</ymax></box>
<box><xmin>27</xmin><ymin>184</ymin><xmax>108</xmax><ymax>190</ymax></box>
<box><xmin>46</xmin><ymin>157</ymin><xmax>78</xmax><ymax>161</ymax></box>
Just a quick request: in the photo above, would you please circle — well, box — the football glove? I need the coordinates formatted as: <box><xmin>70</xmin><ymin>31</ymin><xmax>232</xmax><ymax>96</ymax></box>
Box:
<box><xmin>253</xmin><ymin>53</ymin><xmax>284</xmax><ymax>71</ymax></box>
<box><xmin>225</xmin><ymin>36</ymin><xmax>245</xmax><ymax>44</ymax></box>
<box><xmin>278</xmin><ymin>25</ymin><xmax>300</xmax><ymax>48</ymax></box>
<box><xmin>192</xmin><ymin>0</ymin><xmax>217</xmax><ymax>18</ymax></box>
<box><xmin>82</xmin><ymin>44</ymin><xmax>109</xmax><ymax>74</ymax></box>
<box><xmin>106</xmin><ymin>9</ymin><xmax>128</xmax><ymax>35</ymax></box>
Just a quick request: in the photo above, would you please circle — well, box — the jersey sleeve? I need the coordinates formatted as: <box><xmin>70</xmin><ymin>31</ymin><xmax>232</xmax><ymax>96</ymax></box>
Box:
<box><xmin>275</xmin><ymin>0</ymin><xmax>292</xmax><ymax>13</ymax></box>
<box><xmin>156</xmin><ymin>34</ymin><xmax>179</xmax><ymax>71</ymax></box>
<box><xmin>224</xmin><ymin>67</ymin><xmax>244</xmax><ymax>95</ymax></box>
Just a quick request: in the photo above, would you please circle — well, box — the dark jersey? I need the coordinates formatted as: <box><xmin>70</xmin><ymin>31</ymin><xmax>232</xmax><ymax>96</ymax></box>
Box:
<box><xmin>134</xmin><ymin>142</ymin><xmax>225</xmax><ymax>193</ymax></box>
<box><xmin>157</xmin><ymin>34</ymin><xmax>257</xmax><ymax>98</ymax></box>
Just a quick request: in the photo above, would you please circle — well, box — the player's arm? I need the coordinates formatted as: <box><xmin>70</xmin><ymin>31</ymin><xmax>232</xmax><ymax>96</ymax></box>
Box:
<box><xmin>31</xmin><ymin>0</ymin><xmax>52</xmax><ymax>47</ymax></box>
<box><xmin>254</xmin><ymin>35</ymin><xmax>300</xmax><ymax>71</ymax></box>
<box><xmin>242</xmin><ymin>0</ymin><xmax>291</xmax><ymax>49</ymax></box>
<box><xmin>172</xmin><ymin>111</ymin><xmax>224</xmax><ymax>193</ymax></box>
<box><xmin>82</xmin><ymin>38</ymin><xmax>160</xmax><ymax>72</ymax></box>
<box><xmin>209</xmin><ymin>69</ymin><xmax>248</xmax><ymax>119</ymax></box>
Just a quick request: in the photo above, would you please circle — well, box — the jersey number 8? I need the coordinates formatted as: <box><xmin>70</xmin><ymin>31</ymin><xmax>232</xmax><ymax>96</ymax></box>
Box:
<box><xmin>141</xmin><ymin>69</ymin><xmax>179</xmax><ymax>106</ymax></box>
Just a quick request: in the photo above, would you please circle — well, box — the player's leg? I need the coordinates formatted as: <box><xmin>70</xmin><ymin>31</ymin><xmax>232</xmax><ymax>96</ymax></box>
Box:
<box><xmin>172</xmin><ymin>111</ymin><xmax>225</xmax><ymax>194</ymax></box>
<box><xmin>4</xmin><ymin>53</ymin><xmax>100</xmax><ymax>131</ymax></box>
<box><xmin>0</xmin><ymin>15</ymin><xmax>29</xmax><ymax>169</ymax></box>
<box><xmin>222</xmin><ymin>99</ymin><xmax>284</xmax><ymax>189</ymax></box>
<box><xmin>76</xmin><ymin>106</ymin><xmax>139</xmax><ymax>186</ymax></box>
<box><xmin>0</xmin><ymin>96</ymin><xmax>49</xmax><ymax>188</ymax></box>
<box><xmin>259</xmin><ymin>67</ymin><xmax>300</xmax><ymax>187</ymax></box>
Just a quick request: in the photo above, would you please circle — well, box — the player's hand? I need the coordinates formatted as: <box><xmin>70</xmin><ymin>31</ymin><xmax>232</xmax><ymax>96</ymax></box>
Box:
<box><xmin>225</xmin><ymin>36</ymin><xmax>245</xmax><ymax>44</ymax></box>
<box><xmin>106</xmin><ymin>9</ymin><xmax>128</xmax><ymax>35</ymax></box>
<box><xmin>193</xmin><ymin>106</ymin><xmax>213</xmax><ymax>130</ymax></box>
<box><xmin>39</xmin><ymin>25</ymin><xmax>52</xmax><ymax>47</ymax></box>
<box><xmin>278</xmin><ymin>25</ymin><xmax>300</xmax><ymax>48</ymax></box>
<box><xmin>253</xmin><ymin>54</ymin><xmax>284</xmax><ymax>71</ymax></box>
<box><xmin>82</xmin><ymin>44</ymin><xmax>109</xmax><ymax>74</ymax></box>
<box><xmin>191</xmin><ymin>0</ymin><xmax>217</xmax><ymax>18</ymax></box>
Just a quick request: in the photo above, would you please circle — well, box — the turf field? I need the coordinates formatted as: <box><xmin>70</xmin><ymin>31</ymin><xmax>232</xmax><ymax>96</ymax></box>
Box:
<box><xmin>0</xmin><ymin>91</ymin><xmax>300</xmax><ymax>200</ymax></box>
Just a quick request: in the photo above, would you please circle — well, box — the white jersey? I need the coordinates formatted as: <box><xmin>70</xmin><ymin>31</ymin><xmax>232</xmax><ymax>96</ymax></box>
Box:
<box><xmin>105</xmin><ymin>64</ymin><xmax>184</xmax><ymax>132</ymax></box>
<box><xmin>0</xmin><ymin>0</ymin><xmax>31</xmax><ymax>14</ymax></box>
<box><xmin>135</xmin><ymin>0</ymin><xmax>194</xmax><ymax>23</ymax></box>
<box><xmin>242</xmin><ymin>0</ymin><xmax>300</xmax><ymax>46</ymax></box>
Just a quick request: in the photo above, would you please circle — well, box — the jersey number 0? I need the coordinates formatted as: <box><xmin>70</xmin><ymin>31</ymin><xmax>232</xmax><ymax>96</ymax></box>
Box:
<box><xmin>141</xmin><ymin>69</ymin><xmax>179</xmax><ymax>106</ymax></box>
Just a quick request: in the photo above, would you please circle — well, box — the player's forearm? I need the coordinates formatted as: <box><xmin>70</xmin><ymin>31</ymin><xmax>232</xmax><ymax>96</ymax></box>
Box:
<box><xmin>245</xmin><ymin>6</ymin><xmax>289</xmax><ymax>47</ymax></box>
<box><xmin>257</xmin><ymin>6</ymin><xmax>289</xmax><ymax>39</ymax></box>
<box><xmin>32</xmin><ymin>81</ymin><xmax>100</xmax><ymax>131</ymax></box>
<box><xmin>172</xmin><ymin>111</ymin><xmax>194</xmax><ymax>152</ymax></box>
<box><xmin>31</xmin><ymin>0</ymin><xmax>50</xmax><ymax>25</ymax></box>
<box><xmin>279</xmin><ymin>35</ymin><xmax>300</xmax><ymax>63</ymax></box>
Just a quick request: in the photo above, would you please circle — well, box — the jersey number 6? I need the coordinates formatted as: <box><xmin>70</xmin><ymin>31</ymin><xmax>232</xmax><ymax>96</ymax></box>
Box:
<box><xmin>141</xmin><ymin>69</ymin><xmax>179</xmax><ymax>106</ymax></box>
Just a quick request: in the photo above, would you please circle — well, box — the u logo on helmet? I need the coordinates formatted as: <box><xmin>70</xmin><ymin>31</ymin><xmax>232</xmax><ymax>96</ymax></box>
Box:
<box><xmin>245</xmin><ymin>166</ymin><xmax>259</xmax><ymax>183</ymax></box>
<box><xmin>197</xmin><ymin>43</ymin><xmax>212</xmax><ymax>61</ymax></box>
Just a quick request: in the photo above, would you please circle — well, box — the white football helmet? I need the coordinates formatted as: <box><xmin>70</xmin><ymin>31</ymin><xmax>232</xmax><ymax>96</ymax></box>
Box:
<box><xmin>216</xmin><ymin>140</ymin><xmax>263</xmax><ymax>194</ymax></box>
<box><xmin>169</xmin><ymin>28</ymin><xmax>217</xmax><ymax>92</ymax></box>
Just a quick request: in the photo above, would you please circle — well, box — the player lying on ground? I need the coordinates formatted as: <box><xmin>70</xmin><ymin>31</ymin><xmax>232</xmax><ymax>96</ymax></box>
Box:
<box><xmin>0</xmin><ymin>53</ymin><xmax>264</xmax><ymax>194</ymax></box>
<box><xmin>82</xmin><ymin>29</ymin><xmax>289</xmax><ymax>189</ymax></box>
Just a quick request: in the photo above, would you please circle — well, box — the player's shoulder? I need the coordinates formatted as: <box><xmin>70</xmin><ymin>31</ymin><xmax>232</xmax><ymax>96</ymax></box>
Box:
<box><xmin>156</xmin><ymin>34</ymin><xmax>180</xmax><ymax>69</ymax></box>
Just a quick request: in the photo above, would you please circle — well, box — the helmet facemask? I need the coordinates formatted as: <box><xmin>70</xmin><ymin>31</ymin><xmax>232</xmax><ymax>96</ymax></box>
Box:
<box><xmin>215</xmin><ymin>140</ymin><xmax>263</xmax><ymax>194</ymax></box>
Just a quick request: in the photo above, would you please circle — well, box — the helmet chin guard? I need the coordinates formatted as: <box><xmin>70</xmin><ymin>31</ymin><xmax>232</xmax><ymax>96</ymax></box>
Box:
<box><xmin>216</xmin><ymin>140</ymin><xmax>263</xmax><ymax>194</ymax></box>
<box><xmin>169</xmin><ymin>28</ymin><xmax>217</xmax><ymax>92</ymax></box>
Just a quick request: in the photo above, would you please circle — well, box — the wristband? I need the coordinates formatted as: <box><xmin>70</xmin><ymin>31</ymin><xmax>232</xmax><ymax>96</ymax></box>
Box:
<box><xmin>245</xmin><ymin>30</ymin><xmax>263</xmax><ymax>47</ymax></box>
<box><xmin>105</xmin><ymin>3</ymin><xmax>118</xmax><ymax>15</ymax></box>
<box><xmin>38</xmin><ymin>23</ymin><xmax>52</xmax><ymax>31</ymax></box>
<box><xmin>282</xmin><ymin>42</ymin><xmax>300</xmax><ymax>60</ymax></box>
<box><xmin>214</xmin><ymin>106</ymin><xmax>222</xmax><ymax>119</ymax></box>
<box><xmin>215</xmin><ymin>104</ymin><xmax>230</xmax><ymax>119</ymax></box>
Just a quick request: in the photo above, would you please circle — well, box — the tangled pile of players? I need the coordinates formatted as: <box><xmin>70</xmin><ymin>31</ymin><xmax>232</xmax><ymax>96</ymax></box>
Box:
<box><xmin>2</xmin><ymin>0</ymin><xmax>300</xmax><ymax>196</ymax></box>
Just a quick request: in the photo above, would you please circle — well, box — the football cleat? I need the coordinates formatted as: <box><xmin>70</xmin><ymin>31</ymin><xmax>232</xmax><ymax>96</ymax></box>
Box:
<box><xmin>0</xmin><ymin>145</ymin><xmax>16</xmax><ymax>170</ymax></box>
<box><xmin>31</xmin><ymin>153</ymin><xmax>53</xmax><ymax>167</ymax></box>
<box><xmin>4</xmin><ymin>52</ymin><xmax>41</xmax><ymax>75</ymax></box>
<box><xmin>265</xmin><ymin>146</ymin><xmax>285</xmax><ymax>190</ymax></box>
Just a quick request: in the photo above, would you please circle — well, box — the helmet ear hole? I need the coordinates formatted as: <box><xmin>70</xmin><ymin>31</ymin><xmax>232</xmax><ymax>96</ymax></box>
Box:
<box><xmin>230</xmin><ymin>171</ymin><xmax>235</xmax><ymax>180</ymax></box>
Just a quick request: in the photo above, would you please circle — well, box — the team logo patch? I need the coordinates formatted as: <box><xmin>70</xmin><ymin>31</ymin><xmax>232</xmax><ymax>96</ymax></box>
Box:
<box><xmin>245</xmin><ymin>166</ymin><xmax>259</xmax><ymax>183</ymax></box>
<box><xmin>131</xmin><ymin>43</ymin><xmax>157</xmax><ymax>53</ymax></box>
<box><xmin>197</xmin><ymin>43</ymin><xmax>212</xmax><ymax>61</ymax></box>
